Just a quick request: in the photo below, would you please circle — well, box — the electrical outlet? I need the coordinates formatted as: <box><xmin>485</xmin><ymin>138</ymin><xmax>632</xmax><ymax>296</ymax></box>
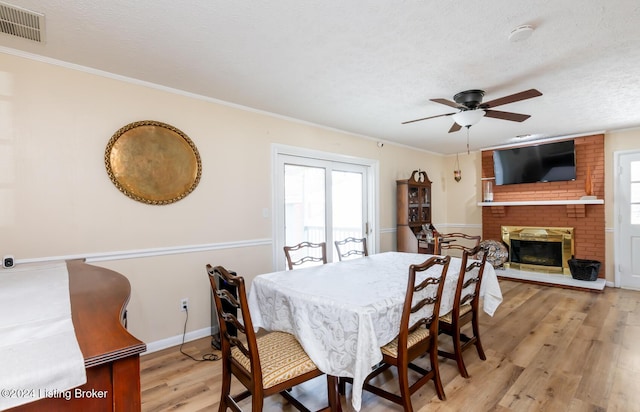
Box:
<box><xmin>2</xmin><ymin>255</ymin><xmax>14</xmax><ymax>268</ymax></box>
<box><xmin>180</xmin><ymin>298</ymin><xmax>189</xmax><ymax>311</ymax></box>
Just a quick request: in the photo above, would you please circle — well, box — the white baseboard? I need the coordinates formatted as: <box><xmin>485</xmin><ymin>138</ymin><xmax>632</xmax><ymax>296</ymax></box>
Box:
<box><xmin>142</xmin><ymin>326</ymin><xmax>213</xmax><ymax>355</ymax></box>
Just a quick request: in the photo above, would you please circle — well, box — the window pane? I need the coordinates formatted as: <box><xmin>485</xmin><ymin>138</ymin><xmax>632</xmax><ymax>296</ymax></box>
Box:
<box><xmin>632</xmin><ymin>204</ymin><xmax>640</xmax><ymax>225</ymax></box>
<box><xmin>632</xmin><ymin>183</ymin><xmax>640</xmax><ymax>203</ymax></box>
<box><xmin>332</xmin><ymin>170</ymin><xmax>363</xmax><ymax>245</ymax></box>
<box><xmin>632</xmin><ymin>160</ymin><xmax>640</xmax><ymax>182</ymax></box>
<box><xmin>284</xmin><ymin>165</ymin><xmax>326</xmax><ymax>248</ymax></box>
<box><xmin>631</xmin><ymin>162</ymin><xmax>640</xmax><ymax>224</ymax></box>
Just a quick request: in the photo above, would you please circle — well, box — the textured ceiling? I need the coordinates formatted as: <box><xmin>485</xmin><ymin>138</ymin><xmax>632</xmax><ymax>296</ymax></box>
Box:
<box><xmin>1</xmin><ymin>0</ymin><xmax>639</xmax><ymax>154</ymax></box>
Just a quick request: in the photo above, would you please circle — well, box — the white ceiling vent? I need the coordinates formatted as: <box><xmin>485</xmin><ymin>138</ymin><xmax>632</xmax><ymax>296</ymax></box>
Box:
<box><xmin>0</xmin><ymin>1</ymin><xmax>45</xmax><ymax>43</ymax></box>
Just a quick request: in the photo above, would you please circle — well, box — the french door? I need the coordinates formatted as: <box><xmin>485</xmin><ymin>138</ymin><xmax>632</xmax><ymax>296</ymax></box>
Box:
<box><xmin>616</xmin><ymin>150</ymin><xmax>640</xmax><ymax>289</ymax></box>
<box><xmin>273</xmin><ymin>146</ymin><xmax>376</xmax><ymax>270</ymax></box>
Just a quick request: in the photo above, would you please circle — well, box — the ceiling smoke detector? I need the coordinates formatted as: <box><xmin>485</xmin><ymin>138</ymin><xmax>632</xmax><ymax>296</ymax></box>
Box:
<box><xmin>508</xmin><ymin>25</ymin><xmax>534</xmax><ymax>42</ymax></box>
<box><xmin>0</xmin><ymin>1</ymin><xmax>45</xmax><ymax>43</ymax></box>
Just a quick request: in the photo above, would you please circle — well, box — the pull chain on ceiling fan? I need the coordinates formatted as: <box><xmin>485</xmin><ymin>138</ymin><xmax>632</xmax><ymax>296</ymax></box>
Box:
<box><xmin>466</xmin><ymin>126</ymin><xmax>470</xmax><ymax>154</ymax></box>
<box><xmin>402</xmin><ymin>88</ymin><xmax>543</xmax><ymax>133</ymax></box>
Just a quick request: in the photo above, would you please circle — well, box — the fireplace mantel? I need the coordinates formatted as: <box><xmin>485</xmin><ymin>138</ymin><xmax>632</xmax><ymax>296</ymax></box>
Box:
<box><xmin>477</xmin><ymin>199</ymin><xmax>603</xmax><ymax>206</ymax></box>
<box><xmin>478</xmin><ymin>198</ymin><xmax>603</xmax><ymax>218</ymax></box>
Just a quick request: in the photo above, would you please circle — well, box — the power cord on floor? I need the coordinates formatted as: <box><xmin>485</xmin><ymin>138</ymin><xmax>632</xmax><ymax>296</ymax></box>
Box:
<box><xmin>179</xmin><ymin>307</ymin><xmax>220</xmax><ymax>362</ymax></box>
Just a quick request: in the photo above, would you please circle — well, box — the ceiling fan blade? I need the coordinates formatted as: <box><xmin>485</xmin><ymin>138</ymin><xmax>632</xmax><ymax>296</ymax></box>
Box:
<box><xmin>484</xmin><ymin>109</ymin><xmax>531</xmax><ymax>122</ymax></box>
<box><xmin>481</xmin><ymin>89</ymin><xmax>542</xmax><ymax>108</ymax></box>
<box><xmin>401</xmin><ymin>112</ymin><xmax>455</xmax><ymax>124</ymax></box>
<box><xmin>430</xmin><ymin>98</ymin><xmax>461</xmax><ymax>108</ymax></box>
<box><xmin>448</xmin><ymin>122</ymin><xmax>462</xmax><ymax>133</ymax></box>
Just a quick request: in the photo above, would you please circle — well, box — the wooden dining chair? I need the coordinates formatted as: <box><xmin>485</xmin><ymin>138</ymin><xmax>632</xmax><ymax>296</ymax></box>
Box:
<box><xmin>334</xmin><ymin>237</ymin><xmax>368</xmax><ymax>261</ymax></box>
<box><xmin>437</xmin><ymin>243</ymin><xmax>489</xmax><ymax>378</ymax></box>
<box><xmin>206</xmin><ymin>264</ymin><xmax>337</xmax><ymax>412</ymax></box>
<box><xmin>283</xmin><ymin>241</ymin><xmax>327</xmax><ymax>270</ymax></box>
<box><xmin>359</xmin><ymin>255</ymin><xmax>451</xmax><ymax>411</ymax></box>
<box><xmin>434</xmin><ymin>232</ymin><xmax>481</xmax><ymax>256</ymax></box>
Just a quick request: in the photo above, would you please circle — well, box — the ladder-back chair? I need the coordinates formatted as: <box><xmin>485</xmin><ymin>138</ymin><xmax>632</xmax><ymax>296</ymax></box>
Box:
<box><xmin>206</xmin><ymin>264</ymin><xmax>337</xmax><ymax>411</ymax></box>
<box><xmin>334</xmin><ymin>237</ymin><xmax>368</xmax><ymax>261</ymax></box>
<box><xmin>438</xmin><ymin>243</ymin><xmax>489</xmax><ymax>378</ymax></box>
<box><xmin>360</xmin><ymin>255</ymin><xmax>451</xmax><ymax>411</ymax></box>
<box><xmin>283</xmin><ymin>241</ymin><xmax>327</xmax><ymax>270</ymax></box>
<box><xmin>434</xmin><ymin>232</ymin><xmax>481</xmax><ymax>256</ymax></box>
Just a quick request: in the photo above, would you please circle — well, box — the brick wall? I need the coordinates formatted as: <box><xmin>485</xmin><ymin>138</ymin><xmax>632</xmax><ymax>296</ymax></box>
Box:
<box><xmin>481</xmin><ymin>134</ymin><xmax>605</xmax><ymax>278</ymax></box>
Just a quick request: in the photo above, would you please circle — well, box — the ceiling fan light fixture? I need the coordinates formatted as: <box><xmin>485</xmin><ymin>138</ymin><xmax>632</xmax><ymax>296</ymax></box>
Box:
<box><xmin>452</xmin><ymin>109</ymin><xmax>485</xmax><ymax>127</ymax></box>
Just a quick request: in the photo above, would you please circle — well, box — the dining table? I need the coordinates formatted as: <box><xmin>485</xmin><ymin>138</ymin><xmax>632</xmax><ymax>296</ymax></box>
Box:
<box><xmin>247</xmin><ymin>251</ymin><xmax>503</xmax><ymax>411</ymax></box>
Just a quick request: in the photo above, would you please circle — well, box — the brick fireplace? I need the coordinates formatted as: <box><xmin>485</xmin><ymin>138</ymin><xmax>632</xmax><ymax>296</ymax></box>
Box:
<box><xmin>481</xmin><ymin>134</ymin><xmax>605</xmax><ymax>280</ymax></box>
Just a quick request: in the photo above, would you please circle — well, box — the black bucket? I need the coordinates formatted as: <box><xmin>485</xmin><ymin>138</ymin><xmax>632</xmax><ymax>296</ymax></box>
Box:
<box><xmin>567</xmin><ymin>257</ymin><xmax>601</xmax><ymax>281</ymax></box>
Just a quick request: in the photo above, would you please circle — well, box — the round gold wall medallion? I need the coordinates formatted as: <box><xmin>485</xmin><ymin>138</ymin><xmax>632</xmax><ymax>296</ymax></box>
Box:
<box><xmin>105</xmin><ymin>120</ymin><xmax>202</xmax><ymax>205</ymax></box>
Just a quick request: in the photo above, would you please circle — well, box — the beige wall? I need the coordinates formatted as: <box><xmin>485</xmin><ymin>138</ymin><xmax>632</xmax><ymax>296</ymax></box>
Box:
<box><xmin>2</xmin><ymin>51</ymin><xmax>639</xmax><ymax>348</ymax></box>
<box><xmin>0</xmin><ymin>52</ymin><xmax>444</xmax><ymax>346</ymax></box>
<box><xmin>440</xmin><ymin>150</ymin><xmax>483</xmax><ymax>237</ymax></box>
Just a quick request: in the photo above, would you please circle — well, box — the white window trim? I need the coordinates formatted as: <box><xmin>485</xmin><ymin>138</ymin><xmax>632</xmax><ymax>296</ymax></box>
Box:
<box><xmin>271</xmin><ymin>144</ymin><xmax>380</xmax><ymax>271</ymax></box>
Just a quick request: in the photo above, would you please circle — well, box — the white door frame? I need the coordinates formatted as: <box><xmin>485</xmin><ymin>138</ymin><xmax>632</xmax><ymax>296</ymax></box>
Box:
<box><xmin>271</xmin><ymin>144</ymin><xmax>379</xmax><ymax>271</ymax></box>
<box><xmin>613</xmin><ymin>149</ymin><xmax>640</xmax><ymax>288</ymax></box>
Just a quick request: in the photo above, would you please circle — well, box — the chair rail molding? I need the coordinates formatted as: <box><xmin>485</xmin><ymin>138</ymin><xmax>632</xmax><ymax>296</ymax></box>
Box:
<box><xmin>9</xmin><ymin>238</ymin><xmax>273</xmax><ymax>266</ymax></box>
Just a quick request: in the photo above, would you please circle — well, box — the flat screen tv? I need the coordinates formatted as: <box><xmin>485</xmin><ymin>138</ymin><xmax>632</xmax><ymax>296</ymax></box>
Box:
<box><xmin>493</xmin><ymin>140</ymin><xmax>576</xmax><ymax>185</ymax></box>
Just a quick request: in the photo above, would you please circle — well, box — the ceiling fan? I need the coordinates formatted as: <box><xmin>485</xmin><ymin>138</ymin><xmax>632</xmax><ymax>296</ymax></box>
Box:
<box><xmin>402</xmin><ymin>89</ymin><xmax>543</xmax><ymax>133</ymax></box>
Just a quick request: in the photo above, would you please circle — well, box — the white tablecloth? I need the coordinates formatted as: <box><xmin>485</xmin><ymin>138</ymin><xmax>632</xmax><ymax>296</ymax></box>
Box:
<box><xmin>0</xmin><ymin>262</ymin><xmax>87</xmax><ymax>410</ymax></box>
<box><xmin>248</xmin><ymin>252</ymin><xmax>502</xmax><ymax>411</ymax></box>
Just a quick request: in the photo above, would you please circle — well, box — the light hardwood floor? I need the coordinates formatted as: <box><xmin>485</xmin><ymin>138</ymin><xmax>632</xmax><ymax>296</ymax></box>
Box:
<box><xmin>140</xmin><ymin>280</ymin><xmax>640</xmax><ymax>411</ymax></box>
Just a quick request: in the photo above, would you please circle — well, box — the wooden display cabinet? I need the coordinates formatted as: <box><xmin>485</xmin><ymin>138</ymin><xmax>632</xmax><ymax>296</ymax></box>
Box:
<box><xmin>397</xmin><ymin>170</ymin><xmax>436</xmax><ymax>254</ymax></box>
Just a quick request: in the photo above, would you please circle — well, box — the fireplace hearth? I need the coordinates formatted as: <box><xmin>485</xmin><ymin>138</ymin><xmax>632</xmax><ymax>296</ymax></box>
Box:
<box><xmin>501</xmin><ymin>226</ymin><xmax>574</xmax><ymax>275</ymax></box>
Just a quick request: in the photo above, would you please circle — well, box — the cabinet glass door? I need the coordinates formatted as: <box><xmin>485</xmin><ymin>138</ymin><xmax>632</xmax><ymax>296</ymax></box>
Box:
<box><xmin>408</xmin><ymin>186</ymin><xmax>420</xmax><ymax>223</ymax></box>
